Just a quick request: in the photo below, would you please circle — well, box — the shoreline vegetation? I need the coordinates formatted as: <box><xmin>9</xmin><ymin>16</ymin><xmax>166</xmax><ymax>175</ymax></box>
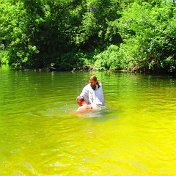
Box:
<box><xmin>1</xmin><ymin>64</ymin><xmax>176</xmax><ymax>77</ymax></box>
<box><xmin>0</xmin><ymin>0</ymin><xmax>176</xmax><ymax>74</ymax></box>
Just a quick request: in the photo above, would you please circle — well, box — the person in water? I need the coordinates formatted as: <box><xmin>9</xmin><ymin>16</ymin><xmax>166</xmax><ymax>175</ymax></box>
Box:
<box><xmin>76</xmin><ymin>96</ymin><xmax>92</xmax><ymax>112</ymax></box>
<box><xmin>79</xmin><ymin>75</ymin><xmax>104</xmax><ymax>109</ymax></box>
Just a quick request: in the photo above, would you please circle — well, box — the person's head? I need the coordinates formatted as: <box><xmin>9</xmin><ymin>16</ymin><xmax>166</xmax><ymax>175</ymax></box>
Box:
<box><xmin>76</xmin><ymin>96</ymin><xmax>84</xmax><ymax>106</ymax></box>
<box><xmin>89</xmin><ymin>75</ymin><xmax>99</xmax><ymax>90</ymax></box>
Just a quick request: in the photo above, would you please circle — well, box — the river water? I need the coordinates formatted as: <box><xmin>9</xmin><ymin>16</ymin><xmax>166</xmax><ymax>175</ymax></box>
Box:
<box><xmin>0</xmin><ymin>66</ymin><xmax>176</xmax><ymax>175</ymax></box>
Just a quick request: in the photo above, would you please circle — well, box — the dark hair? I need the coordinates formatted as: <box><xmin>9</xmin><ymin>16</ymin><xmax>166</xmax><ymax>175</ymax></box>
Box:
<box><xmin>89</xmin><ymin>75</ymin><xmax>97</xmax><ymax>82</ymax></box>
<box><xmin>76</xmin><ymin>96</ymin><xmax>84</xmax><ymax>101</ymax></box>
<box><xmin>89</xmin><ymin>75</ymin><xmax>100</xmax><ymax>88</ymax></box>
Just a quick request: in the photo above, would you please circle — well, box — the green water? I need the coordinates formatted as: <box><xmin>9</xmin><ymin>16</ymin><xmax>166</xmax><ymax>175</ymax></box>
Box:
<box><xmin>1</xmin><ymin>67</ymin><xmax>176</xmax><ymax>176</ymax></box>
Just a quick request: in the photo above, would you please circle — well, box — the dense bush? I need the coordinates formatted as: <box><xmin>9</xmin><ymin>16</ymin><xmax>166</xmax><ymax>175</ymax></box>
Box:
<box><xmin>116</xmin><ymin>1</ymin><xmax>176</xmax><ymax>73</ymax></box>
<box><xmin>0</xmin><ymin>0</ymin><xmax>176</xmax><ymax>73</ymax></box>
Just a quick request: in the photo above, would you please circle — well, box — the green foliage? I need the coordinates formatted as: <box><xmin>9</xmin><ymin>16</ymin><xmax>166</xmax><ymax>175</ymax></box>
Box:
<box><xmin>0</xmin><ymin>0</ymin><xmax>39</xmax><ymax>68</ymax></box>
<box><xmin>0</xmin><ymin>50</ymin><xmax>8</xmax><ymax>64</ymax></box>
<box><xmin>0</xmin><ymin>0</ymin><xmax>78</xmax><ymax>68</ymax></box>
<box><xmin>0</xmin><ymin>0</ymin><xmax>176</xmax><ymax>73</ymax></box>
<box><xmin>74</xmin><ymin>0</ymin><xmax>121</xmax><ymax>48</ymax></box>
<box><xmin>54</xmin><ymin>51</ymin><xmax>85</xmax><ymax>71</ymax></box>
<box><xmin>116</xmin><ymin>1</ymin><xmax>176</xmax><ymax>72</ymax></box>
<box><xmin>93</xmin><ymin>45</ymin><xmax>121</xmax><ymax>70</ymax></box>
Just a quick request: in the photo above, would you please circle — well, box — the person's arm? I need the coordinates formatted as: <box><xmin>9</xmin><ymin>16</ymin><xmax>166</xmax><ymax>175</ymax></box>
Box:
<box><xmin>80</xmin><ymin>86</ymin><xmax>89</xmax><ymax>104</ymax></box>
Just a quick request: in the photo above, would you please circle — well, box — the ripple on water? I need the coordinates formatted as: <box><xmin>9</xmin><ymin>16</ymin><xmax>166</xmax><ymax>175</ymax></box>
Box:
<box><xmin>1</xmin><ymin>70</ymin><xmax>176</xmax><ymax>175</ymax></box>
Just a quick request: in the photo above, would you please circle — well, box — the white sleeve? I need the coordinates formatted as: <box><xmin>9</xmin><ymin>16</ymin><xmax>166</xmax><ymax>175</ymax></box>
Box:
<box><xmin>80</xmin><ymin>86</ymin><xmax>89</xmax><ymax>104</ymax></box>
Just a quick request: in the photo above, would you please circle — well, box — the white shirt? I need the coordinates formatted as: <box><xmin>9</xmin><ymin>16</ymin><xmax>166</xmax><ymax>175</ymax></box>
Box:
<box><xmin>80</xmin><ymin>82</ymin><xmax>104</xmax><ymax>108</ymax></box>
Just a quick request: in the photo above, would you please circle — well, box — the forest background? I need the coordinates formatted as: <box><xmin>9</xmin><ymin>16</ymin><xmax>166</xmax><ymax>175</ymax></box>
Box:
<box><xmin>0</xmin><ymin>0</ymin><xmax>176</xmax><ymax>73</ymax></box>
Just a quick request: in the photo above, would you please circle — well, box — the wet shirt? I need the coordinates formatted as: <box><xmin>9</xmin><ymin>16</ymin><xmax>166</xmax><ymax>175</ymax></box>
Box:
<box><xmin>80</xmin><ymin>82</ymin><xmax>104</xmax><ymax>108</ymax></box>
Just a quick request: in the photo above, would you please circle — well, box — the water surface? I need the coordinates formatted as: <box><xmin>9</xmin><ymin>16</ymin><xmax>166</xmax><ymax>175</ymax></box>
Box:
<box><xmin>0</xmin><ymin>66</ymin><xmax>176</xmax><ymax>175</ymax></box>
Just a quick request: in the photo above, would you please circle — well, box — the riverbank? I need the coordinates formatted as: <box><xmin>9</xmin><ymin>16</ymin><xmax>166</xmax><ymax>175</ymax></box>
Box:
<box><xmin>1</xmin><ymin>63</ymin><xmax>176</xmax><ymax>77</ymax></box>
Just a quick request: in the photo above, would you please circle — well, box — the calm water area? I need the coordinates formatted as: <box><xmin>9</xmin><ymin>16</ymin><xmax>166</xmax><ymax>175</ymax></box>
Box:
<box><xmin>0</xmin><ymin>66</ymin><xmax>176</xmax><ymax>175</ymax></box>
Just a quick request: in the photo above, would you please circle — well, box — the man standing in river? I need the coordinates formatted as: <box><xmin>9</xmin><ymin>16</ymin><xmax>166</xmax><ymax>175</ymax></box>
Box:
<box><xmin>80</xmin><ymin>75</ymin><xmax>104</xmax><ymax>109</ymax></box>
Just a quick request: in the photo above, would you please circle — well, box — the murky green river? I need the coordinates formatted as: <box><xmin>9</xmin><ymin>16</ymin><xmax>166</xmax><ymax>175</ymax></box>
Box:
<box><xmin>1</xmin><ymin>66</ymin><xmax>176</xmax><ymax>176</ymax></box>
